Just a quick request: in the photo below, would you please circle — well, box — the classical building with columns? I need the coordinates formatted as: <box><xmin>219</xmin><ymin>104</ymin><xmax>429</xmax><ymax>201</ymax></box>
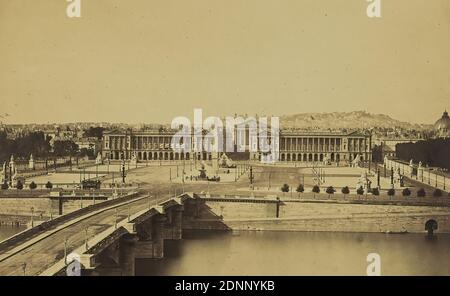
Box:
<box><xmin>102</xmin><ymin>129</ymin><xmax>371</xmax><ymax>164</ymax></box>
<box><xmin>275</xmin><ymin>130</ymin><xmax>371</xmax><ymax>163</ymax></box>
<box><xmin>103</xmin><ymin>129</ymin><xmax>202</xmax><ymax>162</ymax></box>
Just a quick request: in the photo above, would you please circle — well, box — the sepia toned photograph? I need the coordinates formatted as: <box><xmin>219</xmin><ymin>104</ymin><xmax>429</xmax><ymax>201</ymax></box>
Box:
<box><xmin>0</xmin><ymin>0</ymin><xmax>449</xmax><ymax>281</ymax></box>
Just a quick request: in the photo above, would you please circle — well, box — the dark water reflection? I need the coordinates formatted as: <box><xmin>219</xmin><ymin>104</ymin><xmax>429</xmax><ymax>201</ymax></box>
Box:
<box><xmin>0</xmin><ymin>225</ymin><xmax>26</xmax><ymax>241</ymax></box>
<box><xmin>136</xmin><ymin>230</ymin><xmax>450</xmax><ymax>276</ymax></box>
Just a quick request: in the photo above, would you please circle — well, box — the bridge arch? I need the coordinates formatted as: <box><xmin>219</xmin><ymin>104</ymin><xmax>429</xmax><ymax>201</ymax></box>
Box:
<box><xmin>425</xmin><ymin>219</ymin><xmax>438</xmax><ymax>236</ymax></box>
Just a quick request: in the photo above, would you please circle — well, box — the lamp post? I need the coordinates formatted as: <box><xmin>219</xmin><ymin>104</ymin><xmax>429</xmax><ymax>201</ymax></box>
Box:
<box><xmin>114</xmin><ymin>208</ymin><xmax>118</xmax><ymax>229</ymax></box>
<box><xmin>84</xmin><ymin>227</ymin><xmax>89</xmax><ymax>250</ymax></box>
<box><xmin>390</xmin><ymin>167</ymin><xmax>394</xmax><ymax>188</ymax></box>
<box><xmin>30</xmin><ymin>207</ymin><xmax>34</xmax><ymax>228</ymax></box>
<box><xmin>64</xmin><ymin>237</ymin><xmax>69</xmax><ymax>265</ymax></box>
<box><xmin>377</xmin><ymin>168</ymin><xmax>380</xmax><ymax>189</ymax></box>
<box><xmin>121</xmin><ymin>158</ymin><xmax>126</xmax><ymax>183</ymax></box>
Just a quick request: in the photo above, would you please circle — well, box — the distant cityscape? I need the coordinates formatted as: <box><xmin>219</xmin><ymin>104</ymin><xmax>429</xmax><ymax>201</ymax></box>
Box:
<box><xmin>0</xmin><ymin>110</ymin><xmax>448</xmax><ymax>169</ymax></box>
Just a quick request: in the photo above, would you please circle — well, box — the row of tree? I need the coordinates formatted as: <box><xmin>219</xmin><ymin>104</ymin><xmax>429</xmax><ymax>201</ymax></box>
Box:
<box><xmin>396</xmin><ymin>138</ymin><xmax>450</xmax><ymax>170</ymax></box>
<box><xmin>0</xmin><ymin>131</ymin><xmax>51</xmax><ymax>163</ymax></box>
<box><xmin>1</xmin><ymin>181</ymin><xmax>53</xmax><ymax>190</ymax></box>
<box><xmin>280</xmin><ymin>184</ymin><xmax>445</xmax><ymax>197</ymax></box>
<box><xmin>0</xmin><ymin>131</ymin><xmax>96</xmax><ymax>163</ymax></box>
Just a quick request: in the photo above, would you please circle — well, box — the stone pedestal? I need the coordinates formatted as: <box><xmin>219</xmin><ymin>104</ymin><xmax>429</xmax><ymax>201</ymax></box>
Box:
<box><xmin>119</xmin><ymin>233</ymin><xmax>138</xmax><ymax>276</ymax></box>
<box><xmin>165</xmin><ymin>206</ymin><xmax>183</xmax><ymax>240</ymax></box>
<box><xmin>172</xmin><ymin>206</ymin><xmax>183</xmax><ymax>239</ymax></box>
<box><xmin>151</xmin><ymin>215</ymin><xmax>167</xmax><ymax>258</ymax></box>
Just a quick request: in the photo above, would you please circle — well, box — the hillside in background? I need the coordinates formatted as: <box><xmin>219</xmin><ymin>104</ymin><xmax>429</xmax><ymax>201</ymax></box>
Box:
<box><xmin>280</xmin><ymin>111</ymin><xmax>430</xmax><ymax>130</ymax></box>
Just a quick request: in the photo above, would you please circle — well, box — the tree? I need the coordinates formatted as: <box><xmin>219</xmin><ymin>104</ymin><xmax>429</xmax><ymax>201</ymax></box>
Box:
<box><xmin>372</xmin><ymin>144</ymin><xmax>383</xmax><ymax>163</ymax></box>
<box><xmin>83</xmin><ymin>127</ymin><xmax>105</xmax><ymax>140</ymax></box>
<box><xmin>1</xmin><ymin>182</ymin><xmax>8</xmax><ymax>190</ymax></box>
<box><xmin>341</xmin><ymin>186</ymin><xmax>350</xmax><ymax>199</ymax></box>
<box><xmin>53</xmin><ymin>140</ymin><xmax>79</xmax><ymax>157</ymax></box>
<box><xmin>45</xmin><ymin>181</ymin><xmax>53</xmax><ymax>189</ymax></box>
<box><xmin>356</xmin><ymin>186</ymin><xmax>364</xmax><ymax>195</ymax></box>
<box><xmin>402</xmin><ymin>188</ymin><xmax>411</xmax><ymax>197</ymax></box>
<box><xmin>433</xmin><ymin>189</ymin><xmax>443</xmax><ymax>197</ymax></box>
<box><xmin>326</xmin><ymin>186</ymin><xmax>335</xmax><ymax>198</ymax></box>
<box><xmin>372</xmin><ymin>188</ymin><xmax>380</xmax><ymax>196</ymax></box>
<box><xmin>29</xmin><ymin>181</ymin><xmax>37</xmax><ymax>190</ymax></box>
<box><xmin>281</xmin><ymin>184</ymin><xmax>290</xmax><ymax>193</ymax></box>
<box><xmin>387</xmin><ymin>188</ymin><xmax>395</xmax><ymax>198</ymax></box>
<box><xmin>0</xmin><ymin>131</ymin><xmax>51</xmax><ymax>163</ymax></box>
<box><xmin>396</xmin><ymin>138</ymin><xmax>450</xmax><ymax>171</ymax></box>
<box><xmin>312</xmin><ymin>185</ymin><xmax>320</xmax><ymax>198</ymax></box>
<box><xmin>296</xmin><ymin>184</ymin><xmax>304</xmax><ymax>197</ymax></box>
<box><xmin>16</xmin><ymin>180</ymin><xmax>23</xmax><ymax>190</ymax></box>
<box><xmin>417</xmin><ymin>188</ymin><xmax>426</xmax><ymax>197</ymax></box>
<box><xmin>79</xmin><ymin>148</ymin><xmax>95</xmax><ymax>158</ymax></box>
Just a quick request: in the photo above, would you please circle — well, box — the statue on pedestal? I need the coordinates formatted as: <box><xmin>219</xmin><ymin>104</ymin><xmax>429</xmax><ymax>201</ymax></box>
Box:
<box><xmin>9</xmin><ymin>155</ymin><xmax>15</xmax><ymax>176</ymax></box>
<box><xmin>219</xmin><ymin>153</ymin><xmax>235</xmax><ymax>168</ymax></box>
<box><xmin>198</xmin><ymin>162</ymin><xmax>207</xmax><ymax>179</ymax></box>
<box><xmin>351</xmin><ymin>154</ymin><xmax>362</xmax><ymax>168</ymax></box>
<box><xmin>95</xmin><ymin>152</ymin><xmax>103</xmax><ymax>165</ymax></box>
<box><xmin>129</xmin><ymin>152</ymin><xmax>137</xmax><ymax>166</ymax></box>
<box><xmin>356</xmin><ymin>173</ymin><xmax>366</xmax><ymax>191</ymax></box>
<box><xmin>11</xmin><ymin>167</ymin><xmax>18</xmax><ymax>188</ymax></box>
<box><xmin>409</xmin><ymin>159</ymin><xmax>414</xmax><ymax>177</ymax></box>
<box><xmin>28</xmin><ymin>154</ymin><xmax>35</xmax><ymax>170</ymax></box>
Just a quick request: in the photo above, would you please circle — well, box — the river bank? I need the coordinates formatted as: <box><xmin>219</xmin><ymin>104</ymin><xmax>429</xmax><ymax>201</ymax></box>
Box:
<box><xmin>183</xmin><ymin>198</ymin><xmax>450</xmax><ymax>234</ymax></box>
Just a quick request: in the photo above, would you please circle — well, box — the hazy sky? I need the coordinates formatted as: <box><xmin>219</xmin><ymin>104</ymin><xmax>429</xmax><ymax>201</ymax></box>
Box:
<box><xmin>0</xmin><ymin>0</ymin><xmax>449</xmax><ymax>124</ymax></box>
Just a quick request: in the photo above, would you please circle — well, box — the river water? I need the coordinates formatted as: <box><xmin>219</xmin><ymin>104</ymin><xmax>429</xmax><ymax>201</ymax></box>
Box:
<box><xmin>136</xmin><ymin>230</ymin><xmax>450</xmax><ymax>276</ymax></box>
<box><xmin>1</xmin><ymin>227</ymin><xmax>449</xmax><ymax>275</ymax></box>
<box><xmin>0</xmin><ymin>225</ymin><xmax>26</xmax><ymax>241</ymax></box>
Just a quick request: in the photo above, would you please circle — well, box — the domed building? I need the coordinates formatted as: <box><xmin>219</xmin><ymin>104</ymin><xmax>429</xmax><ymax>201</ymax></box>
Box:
<box><xmin>434</xmin><ymin>110</ymin><xmax>450</xmax><ymax>138</ymax></box>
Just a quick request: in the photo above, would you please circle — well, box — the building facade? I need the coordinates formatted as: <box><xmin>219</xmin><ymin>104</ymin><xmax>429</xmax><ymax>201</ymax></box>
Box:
<box><xmin>102</xmin><ymin>129</ymin><xmax>371</xmax><ymax>164</ymax></box>
<box><xmin>275</xmin><ymin>131</ymin><xmax>371</xmax><ymax>163</ymax></box>
<box><xmin>434</xmin><ymin>110</ymin><xmax>450</xmax><ymax>138</ymax></box>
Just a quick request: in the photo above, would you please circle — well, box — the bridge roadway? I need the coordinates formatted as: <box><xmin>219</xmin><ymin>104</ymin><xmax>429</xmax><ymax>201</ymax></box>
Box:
<box><xmin>0</xmin><ymin>163</ymin><xmax>253</xmax><ymax>276</ymax></box>
<box><xmin>0</xmin><ymin>193</ymin><xmax>151</xmax><ymax>275</ymax></box>
<box><xmin>0</xmin><ymin>181</ymin><xmax>236</xmax><ymax>276</ymax></box>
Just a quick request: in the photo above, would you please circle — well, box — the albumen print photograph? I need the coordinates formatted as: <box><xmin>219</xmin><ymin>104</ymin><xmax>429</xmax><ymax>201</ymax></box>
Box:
<box><xmin>0</xmin><ymin>0</ymin><xmax>449</xmax><ymax>277</ymax></box>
